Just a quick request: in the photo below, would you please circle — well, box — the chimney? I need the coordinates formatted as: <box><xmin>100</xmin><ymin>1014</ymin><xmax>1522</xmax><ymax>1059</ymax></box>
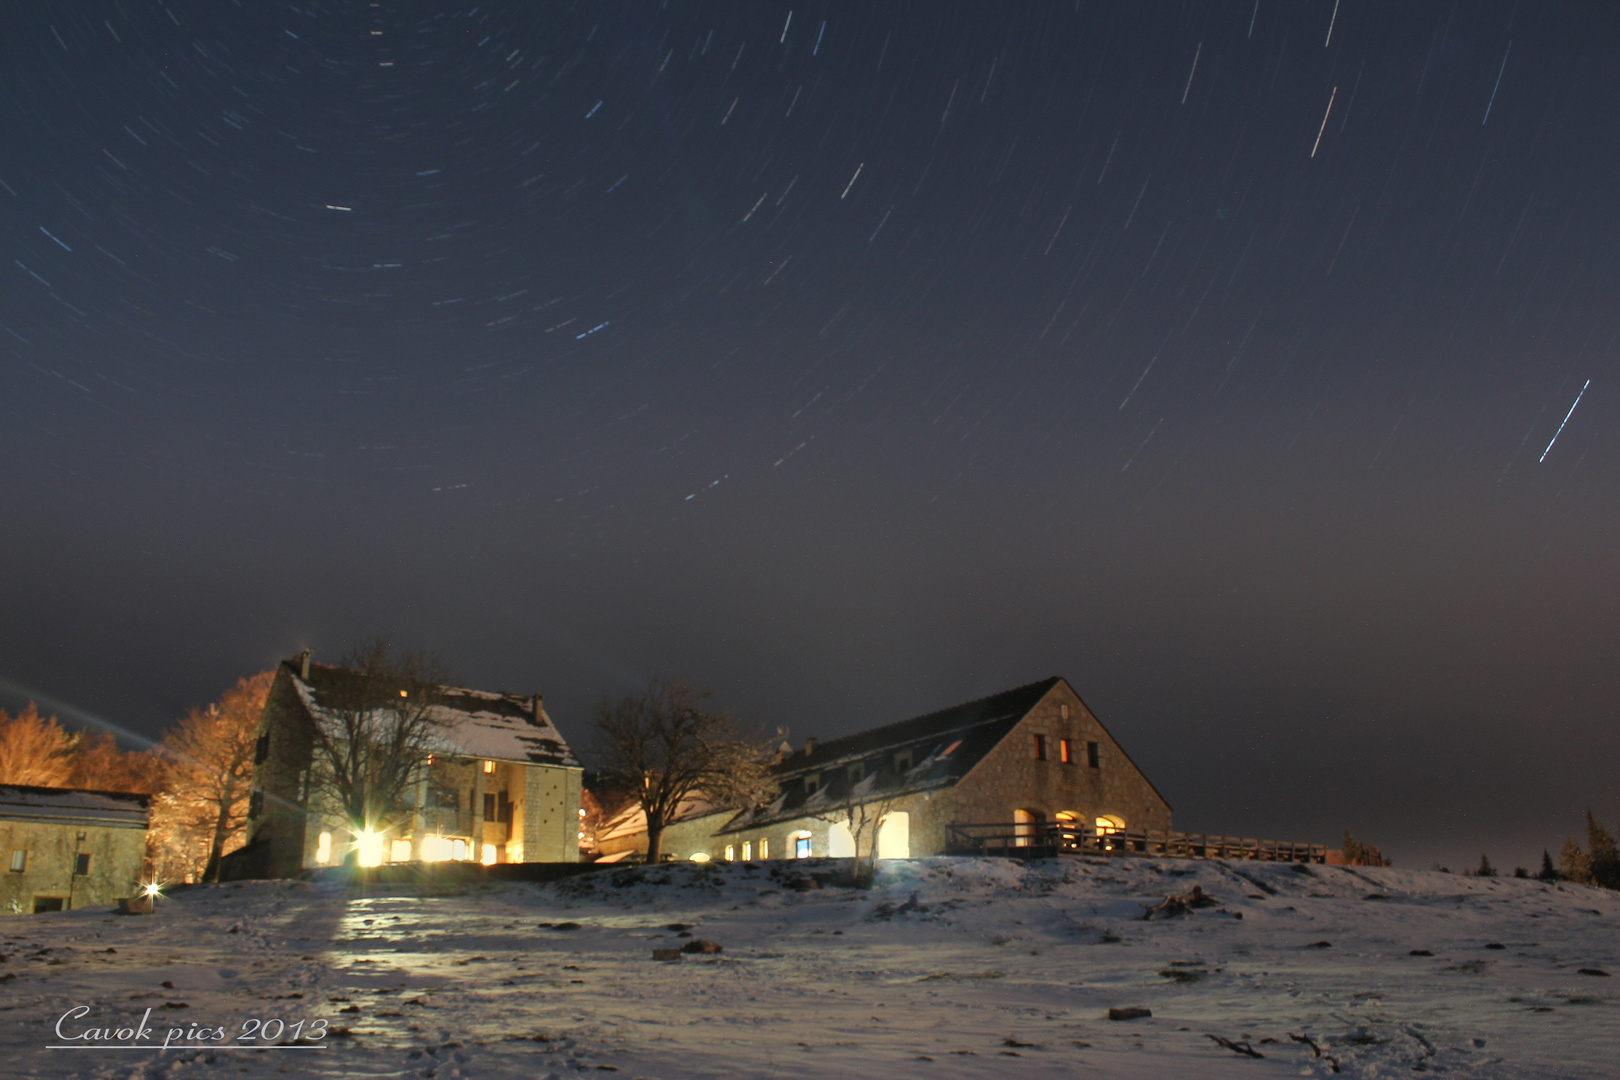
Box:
<box><xmin>804</xmin><ymin>736</ymin><xmax>818</xmax><ymax>756</ymax></box>
<box><xmin>534</xmin><ymin>694</ymin><xmax>545</xmax><ymax>722</ymax></box>
<box><xmin>299</xmin><ymin>649</ymin><xmax>312</xmax><ymax>680</ymax></box>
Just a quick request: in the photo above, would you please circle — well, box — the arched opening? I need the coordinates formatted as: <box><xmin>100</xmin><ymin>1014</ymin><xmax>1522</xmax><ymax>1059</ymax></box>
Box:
<box><xmin>828</xmin><ymin>821</ymin><xmax>855</xmax><ymax>857</ymax></box>
<box><xmin>1095</xmin><ymin>814</ymin><xmax>1126</xmax><ymax>834</ymax></box>
<box><xmin>1013</xmin><ymin>808</ymin><xmax>1044</xmax><ymax>847</ymax></box>
<box><xmin>876</xmin><ymin>812</ymin><xmax>910</xmax><ymax>859</ymax></box>
<box><xmin>790</xmin><ymin>830</ymin><xmax>813</xmax><ymax>859</ymax></box>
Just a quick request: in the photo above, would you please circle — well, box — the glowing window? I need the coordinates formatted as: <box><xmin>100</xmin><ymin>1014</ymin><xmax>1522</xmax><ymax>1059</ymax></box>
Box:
<box><xmin>689</xmin><ymin>852</ymin><xmax>711</xmax><ymax>862</ymax></box>
<box><xmin>480</xmin><ymin>843</ymin><xmax>498</xmax><ymax>866</ymax></box>
<box><xmin>742</xmin><ymin>841</ymin><xmax>752</xmax><ymax>861</ymax></box>
<box><xmin>420</xmin><ymin>836</ymin><xmax>451</xmax><ymax>863</ymax></box>
<box><xmin>1059</xmin><ymin>738</ymin><xmax>1072</xmax><ymax>763</ymax></box>
<box><xmin>940</xmin><ymin>739</ymin><xmax>962</xmax><ymax>757</ymax></box>
<box><xmin>390</xmin><ymin>839</ymin><xmax>413</xmax><ymax>862</ymax></box>
<box><xmin>791</xmin><ymin>831</ymin><xmax>813</xmax><ymax>858</ymax></box>
<box><xmin>724</xmin><ymin>845</ymin><xmax>735</xmax><ymax>861</ymax></box>
<box><xmin>1054</xmin><ymin>811</ymin><xmax>1077</xmax><ymax>821</ymax></box>
<box><xmin>759</xmin><ymin>838</ymin><xmax>769</xmax><ymax>860</ymax></box>
<box><xmin>1095</xmin><ymin>815</ymin><xmax>1126</xmax><ymax>834</ymax></box>
<box><xmin>315</xmin><ymin>832</ymin><xmax>332</xmax><ymax>865</ymax></box>
<box><xmin>483</xmin><ymin>760</ymin><xmax>496</xmax><ymax>774</ymax></box>
<box><xmin>452</xmin><ymin>838</ymin><xmax>468</xmax><ymax>861</ymax></box>
<box><xmin>828</xmin><ymin>822</ymin><xmax>855</xmax><ymax>857</ymax></box>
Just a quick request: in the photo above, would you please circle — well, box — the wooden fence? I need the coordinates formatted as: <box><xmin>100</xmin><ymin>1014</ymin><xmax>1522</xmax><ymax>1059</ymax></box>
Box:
<box><xmin>945</xmin><ymin>821</ymin><xmax>1327</xmax><ymax>864</ymax></box>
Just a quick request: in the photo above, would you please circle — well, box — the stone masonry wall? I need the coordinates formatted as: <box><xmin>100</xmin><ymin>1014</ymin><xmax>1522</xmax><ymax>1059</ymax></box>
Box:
<box><xmin>952</xmin><ymin>683</ymin><xmax>1171</xmax><ymax>833</ymax></box>
<box><xmin>0</xmin><ymin>818</ymin><xmax>146</xmax><ymax>913</ymax></box>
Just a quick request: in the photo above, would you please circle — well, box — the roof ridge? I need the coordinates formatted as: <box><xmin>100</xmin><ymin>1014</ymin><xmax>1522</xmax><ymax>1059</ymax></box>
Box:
<box><xmin>803</xmin><ymin>675</ymin><xmax>1061</xmax><ymax>755</ymax></box>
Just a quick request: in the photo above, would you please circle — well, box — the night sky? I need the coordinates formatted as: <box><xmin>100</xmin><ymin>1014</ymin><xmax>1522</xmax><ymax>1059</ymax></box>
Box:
<box><xmin>5</xmin><ymin>2</ymin><xmax>1617</xmax><ymax>871</ymax></box>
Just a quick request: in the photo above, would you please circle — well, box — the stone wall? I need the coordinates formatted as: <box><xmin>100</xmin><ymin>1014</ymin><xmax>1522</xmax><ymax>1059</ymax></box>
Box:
<box><xmin>239</xmin><ymin>666</ymin><xmax>317</xmax><ymax>878</ymax></box>
<box><xmin>518</xmin><ymin>764</ymin><xmax>581</xmax><ymax>863</ymax></box>
<box><xmin>952</xmin><ymin>682</ymin><xmax>1172</xmax><ymax>833</ymax></box>
<box><xmin>0</xmin><ymin>818</ymin><xmax>147</xmax><ymax>914</ymax></box>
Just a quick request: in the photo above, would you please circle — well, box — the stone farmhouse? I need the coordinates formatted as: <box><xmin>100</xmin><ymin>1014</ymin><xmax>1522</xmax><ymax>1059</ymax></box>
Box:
<box><xmin>1</xmin><ymin>785</ymin><xmax>151</xmax><ymax>914</ymax></box>
<box><xmin>619</xmin><ymin>676</ymin><xmax>1172</xmax><ymax>863</ymax></box>
<box><xmin>227</xmin><ymin>653</ymin><xmax>582</xmax><ymax>879</ymax></box>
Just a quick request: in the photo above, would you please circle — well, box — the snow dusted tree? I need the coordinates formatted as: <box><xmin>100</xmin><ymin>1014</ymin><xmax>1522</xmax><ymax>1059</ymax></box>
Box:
<box><xmin>306</xmin><ymin>641</ymin><xmax>454</xmax><ymax>843</ymax></box>
<box><xmin>589</xmin><ymin>678</ymin><xmax>777</xmax><ymax>864</ymax></box>
<box><xmin>0</xmin><ymin>704</ymin><xmax>75</xmax><ymax>786</ymax></box>
<box><xmin>153</xmin><ymin>672</ymin><xmax>273</xmax><ymax>883</ymax></box>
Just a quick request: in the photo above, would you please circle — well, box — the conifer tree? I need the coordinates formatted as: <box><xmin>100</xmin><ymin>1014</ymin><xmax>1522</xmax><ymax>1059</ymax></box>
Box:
<box><xmin>1475</xmin><ymin>852</ymin><xmax>1497</xmax><ymax>877</ymax></box>
<box><xmin>1585</xmin><ymin>809</ymin><xmax>1619</xmax><ymax>889</ymax></box>
<box><xmin>1537</xmin><ymin>849</ymin><xmax>1557</xmax><ymax>881</ymax></box>
<box><xmin>1559</xmin><ymin>837</ymin><xmax>1593</xmax><ymax>884</ymax></box>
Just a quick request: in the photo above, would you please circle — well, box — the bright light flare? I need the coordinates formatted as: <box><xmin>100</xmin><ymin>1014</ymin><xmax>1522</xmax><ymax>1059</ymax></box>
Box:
<box><xmin>356</xmin><ymin>829</ymin><xmax>385</xmax><ymax>867</ymax></box>
<box><xmin>142</xmin><ymin>882</ymin><xmax>163</xmax><ymax>898</ymax></box>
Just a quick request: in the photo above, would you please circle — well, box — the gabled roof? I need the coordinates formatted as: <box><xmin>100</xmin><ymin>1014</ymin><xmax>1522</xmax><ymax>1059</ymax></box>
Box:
<box><xmin>0</xmin><ymin>785</ymin><xmax>151</xmax><ymax>829</ymax></box>
<box><xmin>718</xmin><ymin>677</ymin><xmax>1062</xmax><ymax>835</ymax></box>
<box><xmin>286</xmin><ymin>660</ymin><xmax>579</xmax><ymax>768</ymax></box>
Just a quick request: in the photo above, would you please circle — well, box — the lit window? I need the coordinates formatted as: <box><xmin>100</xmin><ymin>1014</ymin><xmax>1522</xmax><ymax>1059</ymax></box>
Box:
<box><xmin>742</xmin><ymin>841</ymin><xmax>752</xmax><ymax>861</ymax></box>
<box><xmin>315</xmin><ymin>832</ymin><xmax>332</xmax><ymax>865</ymax></box>
<box><xmin>1059</xmin><ymin>738</ymin><xmax>1072</xmax><ymax>763</ymax></box>
<box><xmin>390</xmin><ymin>839</ymin><xmax>413</xmax><ymax>862</ymax></box>
<box><xmin>792</xmin><ymin>831</ymin><xmax>813</xmax><ymax>858</ymax></box>
<box><xmin>8</xmin><ymin>849</ymin><xmax>25</xmax><ymax>873</ymax></box>
<box><xmin>689</xmin><ymin>852</ymin><xmax>711</xmax><ymax>862</ymax></box>
<box><xmin>425</xmin><ymin>754</ymin><xmax>435</xmax><ymax>766</ymax></box>
<box><xmin>452</xmin><ymin>838</ymin><xmax>468</xmax><ymax>861</ymax></box>
<box><xmin>480</xmin><ymin>843</ymin><xmax>498</xmax><ymax>866</ymax></box>
<box><xmin>356</xmin><ymin>831</ymin><xmax>385</xmax><ymax>867</ymax></box>
<box><xmin>724</xmin><ymin>845</ymin><xmax>735</xmax><ymax>861</ymax></box>
<box><xmin>940</xmin><ymin>740</ymin><xmax>962</xmax><ymax>757</ymax></box>
<box><xmin>483</xmin><ymin>760</ymin><xmax>496</xmax><ymax>773</ymax></box>
<box><xmin>420</xmin><ymin>836</ymin><xmax>451</xmax><ymax>863</ymax></box>
<box><xmin>1096</xmin><ymin>815</ymin><xmax>1126</xmax><ymax>835</ymax></box>
<box><xmin>759</xmin><ymin>839</ymin><xmax>769</xmax><ymax>860</ymax></box>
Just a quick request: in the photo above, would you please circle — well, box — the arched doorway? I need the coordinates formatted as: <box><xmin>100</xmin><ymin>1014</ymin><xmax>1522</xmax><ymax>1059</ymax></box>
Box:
<box><xmin>828</xmin><ymin>821</ymin><xmax>855</xmax><ymax>857</ymax></box>
<box><xmin>1013</xmin><ymin>808</ymin><xmax>1044</xmax><ymax>847</ymax></box>
<box><xmin>876</xmin><ymin>812</ymin><xmax>910</xmax><ymax>859</ymax></box>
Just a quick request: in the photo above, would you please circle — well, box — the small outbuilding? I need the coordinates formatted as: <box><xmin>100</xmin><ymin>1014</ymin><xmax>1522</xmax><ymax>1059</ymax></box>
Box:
<box><xmin>0</xmin><ymin>785</ymin><xmax>151</xmax><ymax>914</ymax></box>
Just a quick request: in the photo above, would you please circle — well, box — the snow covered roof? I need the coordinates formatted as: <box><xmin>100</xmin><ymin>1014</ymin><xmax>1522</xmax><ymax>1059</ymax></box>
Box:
<box><xmin>719</xmin><ymin>678</ymin><xmax>1064</xmax><ymax>834</ymax></box>
<box><xmin>290</xmin><ymin>661</ymin><xmax>579</xmax><ymax>768</ymax></box>
<box><xmin>597</xmin><ymin>795</ymin><xmax>730</xmax><ymax>842</ymax></box>
<box><xmin>0</xmin><ymin>785</ymin><xmax>151</xmax><ymax>829</ymax></box>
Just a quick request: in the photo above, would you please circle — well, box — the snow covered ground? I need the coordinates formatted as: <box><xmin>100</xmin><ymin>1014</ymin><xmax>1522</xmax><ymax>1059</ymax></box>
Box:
<box><xmin>3</xmin><ymin>857</ymin><xmax>1617</xmax><ymax>1079</ymax></box>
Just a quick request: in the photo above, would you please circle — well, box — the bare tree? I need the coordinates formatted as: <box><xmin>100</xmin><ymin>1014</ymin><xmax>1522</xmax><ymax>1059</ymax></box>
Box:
<box><xmin>813</xmin><ymin>772</ymin><xmax>899</xmax><ymax>886</ymax></box>
<box><xmin>306</xmin><ymin>640</ymin><xmax>453</xmax><ymax>843</ymax></box>
<box><xmin>590</xmin><ymin>678</ymin><xmax>777</xmax><ymax>863</ymax></box>
<box><xmin>155</xmin><ymin>672</ymin><xmax>273</xmax><ymax>882</ymax></box>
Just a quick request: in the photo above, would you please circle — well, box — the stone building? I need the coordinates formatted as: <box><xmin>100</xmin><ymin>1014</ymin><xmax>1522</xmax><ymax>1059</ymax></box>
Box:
<box><xmin>226</xmin><ymin>653</ymin><xmax>581</xmax><ymax>879</ymax></box>
<box><xmin>628</xmin><ymin>677</ymin><xmax>1171</xmax><ymax>862</ymax></box>
<box><xmin>0</xmin><ymin>785</ymin><xmax>151</xmax><ymax>914</ymax></box>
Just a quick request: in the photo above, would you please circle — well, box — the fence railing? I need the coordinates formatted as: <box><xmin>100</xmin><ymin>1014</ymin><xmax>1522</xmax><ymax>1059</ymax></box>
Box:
<box><xmin>944</xmin><ymin>821</ymin><xmax>1326</xmax><ymax>864</ymax></box>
